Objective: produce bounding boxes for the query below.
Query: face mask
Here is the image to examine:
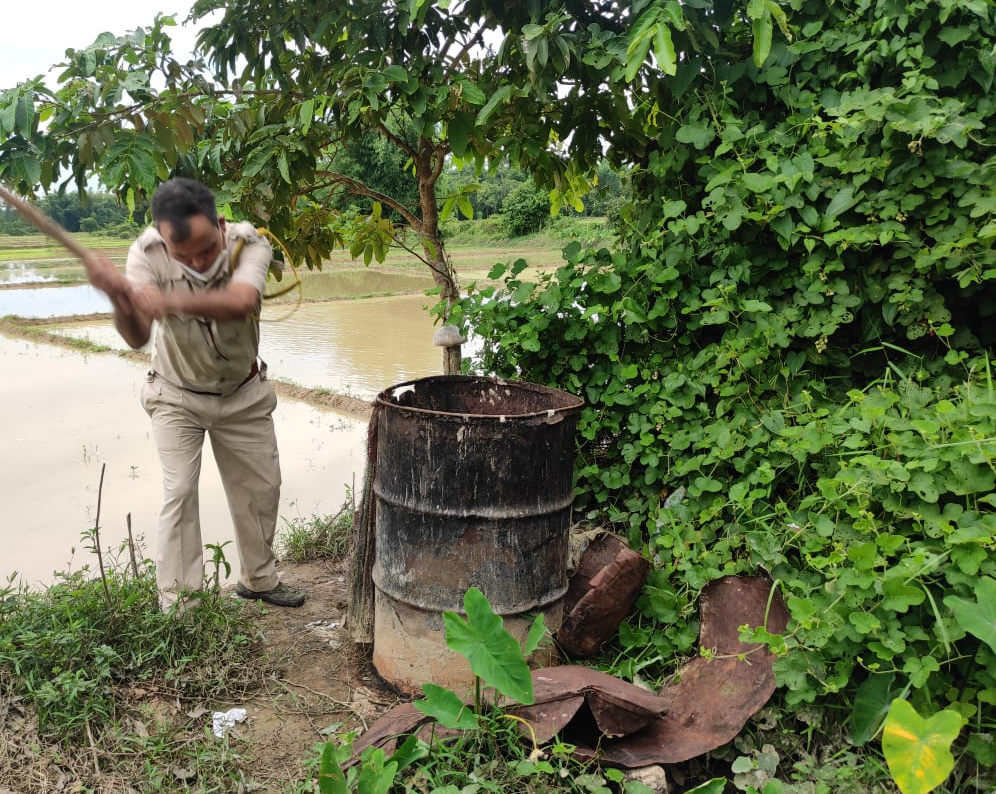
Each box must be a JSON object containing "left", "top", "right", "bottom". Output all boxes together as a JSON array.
[{"left": 178, "top": 247, "right": 228, "bottom": 283}]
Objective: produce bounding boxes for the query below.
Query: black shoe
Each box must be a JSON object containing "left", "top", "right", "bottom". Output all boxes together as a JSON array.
[{"left": 235, "top": 581, "right": 305, "bottom": 607}]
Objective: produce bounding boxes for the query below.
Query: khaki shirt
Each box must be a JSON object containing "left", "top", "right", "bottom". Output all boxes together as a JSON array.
[{"left": 126, "top": 221, "right": 271, "bottom": 395}]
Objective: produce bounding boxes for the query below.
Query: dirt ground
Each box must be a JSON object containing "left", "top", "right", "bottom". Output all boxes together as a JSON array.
[{"left": 219, "top": 557, "right": 401, "bottom": 791}]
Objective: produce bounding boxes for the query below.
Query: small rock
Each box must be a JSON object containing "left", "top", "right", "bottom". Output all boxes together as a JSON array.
[{"left": 625, "top": 765, "right": 670, "bottom": 793}]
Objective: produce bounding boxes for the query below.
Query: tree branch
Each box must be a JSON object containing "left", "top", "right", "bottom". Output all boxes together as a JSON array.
[
  {"left": 378, "top": 123, "right": 418, "bottom": 163},
  {"left": 443, "top": 27, "right": 486, "bottom": 82},
  {"left": 315, "top": 171, "right": 421, "bottom": 229}
]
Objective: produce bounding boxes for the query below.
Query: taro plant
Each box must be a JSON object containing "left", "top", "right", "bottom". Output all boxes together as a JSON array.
[
  {"left": 882, "top": 698, "right": 967, "bottom": 794},
  {"left": 318, "top": 587, "right": 655, "bottom": 794}
]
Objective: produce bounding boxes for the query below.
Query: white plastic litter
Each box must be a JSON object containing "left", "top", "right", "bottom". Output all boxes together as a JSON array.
[{"left": 212, "top": 707, "right": 248, "bottom": 738}]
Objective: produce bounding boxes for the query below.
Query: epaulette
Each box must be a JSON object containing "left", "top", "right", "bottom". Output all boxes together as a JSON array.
[{"left": 136, "top": 226, "right": 165, "bottom": 252}]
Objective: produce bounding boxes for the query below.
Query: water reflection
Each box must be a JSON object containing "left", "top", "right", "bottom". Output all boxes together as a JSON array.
[
  {"left": 1, "top": 261, "right": 60, "bottom": 285},
  {"left": 1, "top": 333, "right": 370, "bottom": 589},
  {"left": 0, "top": 283, "right": 111, "bottom": 316},
  {"left": 50, "top": 294, "right": 445, "bottom": 400},
  {"left": 0, "top": 265, "right": 435, "bottom": 318},
  {"left": 0, "top": 267, "right": 457, "bottom": 589}
]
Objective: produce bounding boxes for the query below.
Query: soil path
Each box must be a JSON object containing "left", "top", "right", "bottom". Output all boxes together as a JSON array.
[{"left": 220, "top": 558, "right": 400, "bottom": 790}]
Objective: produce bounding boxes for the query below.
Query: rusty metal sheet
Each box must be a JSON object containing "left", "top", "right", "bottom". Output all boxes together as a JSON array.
[
  {"left": 352, "top": 575, "right": 788, "bottom": 770},
  {"left": 510, "top": 666, "right": 668, "bottom": 743},
  {"left": 349, "top": 703, "right": 431, "bottom": 761},
  {"left": 589, "top": 575, "right": 791, "bottom": 767},
  {"left": 556, "top": 533, "right": 650, "bottom": 657}
]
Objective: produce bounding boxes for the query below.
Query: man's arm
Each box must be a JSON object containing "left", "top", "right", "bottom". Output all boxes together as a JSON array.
[
  {"left": 83, "top": 253, "right": 154, "bottom": 349},
  {"left": 149, "top": 281, "right": 261, "bottom": 322}
]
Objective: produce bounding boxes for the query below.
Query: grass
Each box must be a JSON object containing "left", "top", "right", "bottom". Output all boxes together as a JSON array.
[
  {"left": 0, "top": 500, "right": 363, "bottom": 793},
  {"left": 277, "top": 502, "right": 354, "bottom": 563},
  {"left": 0, "top": 529, "right": 274, "bottom": 792},
  {"left": 0, "top": 218, "right": 605, "bottom": 285},
  {"left": 0, "top": 233, "right": 129, "bottom": 263},
  {"left": 0, "top": 232, "right": 549, "bottom": 295}
]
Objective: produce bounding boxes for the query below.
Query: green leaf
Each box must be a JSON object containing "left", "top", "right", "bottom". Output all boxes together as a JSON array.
[
  {"left": 522, "top": 613, "right": 547, "bottom": 656},
  {"left": 298, "top": 98, "right": 315, "bottom": 134},
  {"left": 652, "top": 24, "right": 677, "bottom": 75},
  {"left": 7, "top": 150, "right": 42, "bottom": 186},
  {"left": 881, "top": 579, "right": 925, "bottom": 612},
  {"left": 476, "top": 85, "right": 511, "bottom": 125},
  {"left": 458, "top": 80, "right": 487, "bottom": 106},
  {"left": 944, "top": 576, "right": 996, "bottom": 655},
  {"left": 882, "top": 699, "right": 965, "bottom": 794},
  {"left": 752, "top": 9, "right": 773, "bottom": 67},
  {"left": 625, "top": 7, "right": 660, "bottom": 82},
  {"left": 743, "top": 172, "right": 775, "bottom": 192},
  {"left": 522, "top": 23, "right": 545, "bottom": 41},
  {"left": 318, "top": 741, "right": 347, "bottom": 794},
  {"left": 439, "top": 195, "right": 457, "bottom": 222},
  {"left": 382, "top": 65, "right": 408, "bottom": 82},
  {"left": 448, "top": 112, "right": 473, "bottom": 158},
  {"left": 850, "top": 673, "right": 906, "bottom": 745},
  {"left": 683, "top": 780, "right": 728, "bottom": 794},
  {"left": 675, "top": 122, "right": 715, "bottom": 149},
  {"left": 277, "top": 150, "right": 291, "bottom": 184},
  {"left": 443, "top": 587, "right": 534, "bottom": 705},
  {"left": 826, "top": 187, "right": 857, "bottom": 219},
  {"left": 387, "top": 735, "right": 429, "bottom": 775},
  {"left": 414, "top": 683, "right": 479, "bottom": 730},
  {"left": 14, "top": 93, "right": 34, "bottom": 138},
  {"left": 356, "top": 749, "right": 397, "bottom": 794}
]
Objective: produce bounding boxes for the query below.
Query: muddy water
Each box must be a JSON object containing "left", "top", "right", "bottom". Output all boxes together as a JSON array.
[
  {"left": 51, "top": 293, "right": 446, "bottom": 398},
  {"left": 0, "top": 271, "right": 452, "bottom": 590}
]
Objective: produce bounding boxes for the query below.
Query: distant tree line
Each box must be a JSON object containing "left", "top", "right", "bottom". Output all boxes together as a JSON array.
[
  {"left": 438, "top": 161, "right": 628, "bottom": 236},
  {"left": 1, "top": 159, "right": 626, "bottom": 241},
  {"left": 0, "top": 191, "right": 144, "bottom": 237}
]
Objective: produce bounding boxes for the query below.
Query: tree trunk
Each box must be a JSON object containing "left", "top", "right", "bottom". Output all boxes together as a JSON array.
[{"left": 416, "top": 140, "right": 462, "bottom": 375}]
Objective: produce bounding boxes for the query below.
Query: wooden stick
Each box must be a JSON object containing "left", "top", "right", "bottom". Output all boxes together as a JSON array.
[{"left": 0, "top": 181, "right": 92, "bottom": 261}]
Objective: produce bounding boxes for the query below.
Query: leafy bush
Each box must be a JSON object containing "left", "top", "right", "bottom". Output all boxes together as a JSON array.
[
  {"left": 500, "top": 181, "right": 550, "bottom": 237},
  {"left": 456, "top": 0, "right": 995, "bottom": 781}
]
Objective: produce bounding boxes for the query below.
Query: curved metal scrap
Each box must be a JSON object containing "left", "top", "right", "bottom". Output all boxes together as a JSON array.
[
  {"left": 585, "top": 575, "right": 791, "bottom": 766},
  {"left": 352, "top": 575, "right": 789, "bottom": 769}
]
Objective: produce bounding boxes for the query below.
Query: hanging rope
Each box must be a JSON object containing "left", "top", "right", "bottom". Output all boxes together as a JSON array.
[{"left": 230, "top": 227, "right": 304, "bottom": 322}]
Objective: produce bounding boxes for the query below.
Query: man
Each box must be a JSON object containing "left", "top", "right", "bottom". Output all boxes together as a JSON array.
[{"left": 84, "top": 177, "right": 304, "bottom": 610}]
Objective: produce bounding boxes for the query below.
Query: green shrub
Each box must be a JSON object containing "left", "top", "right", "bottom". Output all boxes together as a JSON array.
[
  {"left": 456, "top": 0, "right": 995, "bottom": 780},
  {"left": 500, "top": 181, "right": 550, "bottom": 237}
]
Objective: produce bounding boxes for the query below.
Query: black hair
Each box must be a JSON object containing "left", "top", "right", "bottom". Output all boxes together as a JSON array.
[{"left": 150, "top": 178, "right": 219, "bottom": 242}]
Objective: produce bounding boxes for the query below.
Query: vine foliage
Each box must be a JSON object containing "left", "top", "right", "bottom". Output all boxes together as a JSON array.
[{"left": 457, "top": 0, "right": 995, "bottom": 776}]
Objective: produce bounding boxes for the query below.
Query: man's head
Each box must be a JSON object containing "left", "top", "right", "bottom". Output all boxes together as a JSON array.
[{"left": 151, "top": 178, "right": 227, "bottom": 273}]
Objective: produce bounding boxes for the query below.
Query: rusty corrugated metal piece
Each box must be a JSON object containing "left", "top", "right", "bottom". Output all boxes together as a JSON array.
[
  {"left": 556, "top": 533, "right": 650, "bottom": 657},
  {"left": 510, "top": 666, "right": 668, "bottom": 742},
  {"left": 585, "top": 575, "right": 791, "bottom": 766},
  {"left": 352, "top": 575, "right": 788, "bottom": 769}
]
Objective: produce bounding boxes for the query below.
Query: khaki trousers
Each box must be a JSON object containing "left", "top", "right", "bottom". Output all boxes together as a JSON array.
[{"left": 141, "top": 371, "right": 282, "bottom": 609}]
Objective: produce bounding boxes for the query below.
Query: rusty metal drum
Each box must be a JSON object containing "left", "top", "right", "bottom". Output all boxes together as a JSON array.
[{"left": 371, "top": 375, "right": 583, "bottom": 695}]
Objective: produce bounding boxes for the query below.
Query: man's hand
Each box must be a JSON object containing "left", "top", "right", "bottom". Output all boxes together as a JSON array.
[
  {"left": 82, "top": 253, "right": 131, "bottom": 303},
  {"left": 136, "top": 286, "right": 168, "bottom": 320},
  {"left": 82, "top": 252, "right": 155, "bottom": 349}
]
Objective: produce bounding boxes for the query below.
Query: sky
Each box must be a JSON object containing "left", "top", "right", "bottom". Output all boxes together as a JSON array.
[{"left": 1, "top": 0, "right": 205, "bottom": 91}]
